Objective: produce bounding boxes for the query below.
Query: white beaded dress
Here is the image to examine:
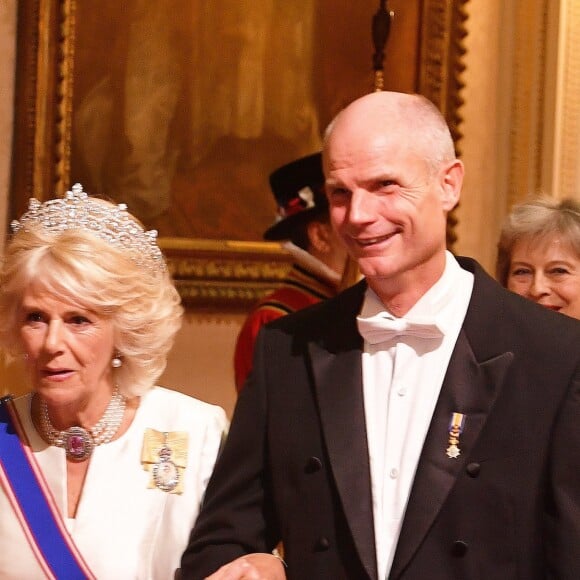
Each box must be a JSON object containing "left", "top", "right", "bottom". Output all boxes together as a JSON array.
[{"left": 0, "top": 386, "right": 228, "bottom": 579}]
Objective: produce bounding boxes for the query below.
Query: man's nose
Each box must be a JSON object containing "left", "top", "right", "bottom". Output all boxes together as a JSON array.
[{"left": 348, "top": 190, "right": 375, "bottom": 224}]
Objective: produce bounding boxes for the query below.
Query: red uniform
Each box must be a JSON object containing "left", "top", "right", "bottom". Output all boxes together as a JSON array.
[
  {"left": 234, "top": 263, "right": 338, "bottom": 392},
  {"left": 235, "top": 151, "right": 339, "bottom": 392}
]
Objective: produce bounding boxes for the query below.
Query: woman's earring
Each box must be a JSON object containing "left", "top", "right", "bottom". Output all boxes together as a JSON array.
[{"left": 111, "top": 353, "right": 122, "bottom": 368}]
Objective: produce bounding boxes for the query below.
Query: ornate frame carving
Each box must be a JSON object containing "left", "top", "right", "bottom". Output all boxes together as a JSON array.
[{"left": 10, "top": 0, "right": 468, "bottom": 311}]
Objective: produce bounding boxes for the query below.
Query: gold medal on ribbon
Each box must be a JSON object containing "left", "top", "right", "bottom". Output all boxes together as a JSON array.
[
  {"left": 446, "top": 412, "right": 466, "bottom": 459},
  {"left": 141, "top": 428, "right": 188, "bottom": 493}
]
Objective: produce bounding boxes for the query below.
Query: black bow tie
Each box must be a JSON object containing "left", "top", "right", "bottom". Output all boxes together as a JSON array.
[{"left": 357, "top": 314, "right": 443, "bottom": 345}]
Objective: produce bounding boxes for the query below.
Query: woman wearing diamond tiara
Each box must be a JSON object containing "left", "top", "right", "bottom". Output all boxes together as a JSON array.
[{"left": 0, "top": 184, "right": 228, "bottom": 579}]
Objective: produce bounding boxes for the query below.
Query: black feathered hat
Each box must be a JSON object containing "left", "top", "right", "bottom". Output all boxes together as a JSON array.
[{"left": 263, "top": 152, "right": 328, "bottom": 241}]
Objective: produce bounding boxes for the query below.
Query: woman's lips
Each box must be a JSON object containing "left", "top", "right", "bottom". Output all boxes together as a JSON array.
[{"left": 41, "top": 369, "right": 74, "bottom": 380}]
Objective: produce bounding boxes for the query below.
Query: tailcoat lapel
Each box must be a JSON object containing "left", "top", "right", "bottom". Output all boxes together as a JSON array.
[
  {"left": 304, "top": 261, "right": 515, "bottom": 580},
  {"left": 389, "top": 331, "right": 514, "bottom": 578},
  {"left": 390, "top": 258, "right": 515, "bottom": 579},
  {"left": 309, "top": 281, "right": 378, "bottom": 580}
]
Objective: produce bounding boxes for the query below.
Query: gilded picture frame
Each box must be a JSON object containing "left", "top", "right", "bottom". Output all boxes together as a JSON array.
[{"left": 10, "top": 0, "right": 468, "bottom": 311}]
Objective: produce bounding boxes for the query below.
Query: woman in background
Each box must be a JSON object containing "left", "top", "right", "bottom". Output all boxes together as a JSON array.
[
  {"left": 0, "top": 184, "right": 227, "bottom": 579},
  {"left": 496, "top": 196, "right": 580, "bottom": 319}
]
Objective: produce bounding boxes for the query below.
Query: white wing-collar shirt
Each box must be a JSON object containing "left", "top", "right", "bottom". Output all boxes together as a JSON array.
[{"left": 357, "top": 251, "right": 474, "bottom": 579}]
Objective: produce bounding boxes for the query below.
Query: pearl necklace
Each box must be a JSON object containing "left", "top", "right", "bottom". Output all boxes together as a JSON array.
[{"left": 39, "top": 387, "right": 126, "bottom": 461}]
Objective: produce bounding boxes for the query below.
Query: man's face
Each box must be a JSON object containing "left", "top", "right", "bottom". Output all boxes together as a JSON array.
[{"left": 325, "top": 126, "right": 455, "bottom": 293}]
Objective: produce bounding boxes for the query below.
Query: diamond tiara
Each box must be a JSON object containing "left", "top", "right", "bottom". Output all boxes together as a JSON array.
[{"left": 11, "top": 183, "right": 167, "bottom": 273}]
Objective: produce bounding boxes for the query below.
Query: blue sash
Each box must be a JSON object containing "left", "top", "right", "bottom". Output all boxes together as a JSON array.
[{"left": 0, "top": 395, "right": 95, "bottom": 579}]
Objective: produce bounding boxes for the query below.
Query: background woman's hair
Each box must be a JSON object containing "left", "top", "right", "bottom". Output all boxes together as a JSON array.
[{"left": 496, "top": 196, "right": 580, "bottom": 286}]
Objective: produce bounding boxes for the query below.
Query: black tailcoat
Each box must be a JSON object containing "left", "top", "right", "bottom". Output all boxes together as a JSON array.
[{"left": 181, "top": 257, "right": 580, "bottom": 579}]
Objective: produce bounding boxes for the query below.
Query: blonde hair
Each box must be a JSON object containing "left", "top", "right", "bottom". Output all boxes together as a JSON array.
[
  {"left": 496, "top": 197, "right": 580, "bottom": 286},
  {"left": 0, "top": 216, "right": 183, "bottom": 397}
]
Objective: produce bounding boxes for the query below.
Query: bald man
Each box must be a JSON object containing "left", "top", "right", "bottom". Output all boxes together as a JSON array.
[{"left": 181, "top": 92, "right": 580, "bottom": 580}]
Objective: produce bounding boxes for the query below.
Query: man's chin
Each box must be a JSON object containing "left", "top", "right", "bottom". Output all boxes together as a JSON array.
[{"left": 355, "top": 255, "right": 397, "bottom": 277}]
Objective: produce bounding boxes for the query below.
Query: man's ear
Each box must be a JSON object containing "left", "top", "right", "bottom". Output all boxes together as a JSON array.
[
  {"left": 440, "top": 159, "right": 464, "bottom": 211},
  {"left": 306, "top": 220, "right": 333, "bottom": 254}
]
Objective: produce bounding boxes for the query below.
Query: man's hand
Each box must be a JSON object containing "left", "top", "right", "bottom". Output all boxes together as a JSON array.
[{"left": 205, "top": 553, "right": 286, "bottom": 580}]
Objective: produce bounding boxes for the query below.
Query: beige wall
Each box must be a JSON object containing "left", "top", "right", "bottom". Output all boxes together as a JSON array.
[
  {"left": 458, "top": 0, "right": 580, "bottom": 274},
  {"left": 455, "top": 0, "right": 572, "bottom": 273},
  {"left": 159, "top": 314, "right": 245, "bottom": 418},
  {"left": 455, "top": 0, "right": 509, "bottom": 272}
]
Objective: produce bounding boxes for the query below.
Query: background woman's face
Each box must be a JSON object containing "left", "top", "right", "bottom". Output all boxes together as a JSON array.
[{"left": 507, "top": 235, "right": 580, "bottom": 320}]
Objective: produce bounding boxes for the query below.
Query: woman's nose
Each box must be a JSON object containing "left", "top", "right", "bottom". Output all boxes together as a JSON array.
[
  {"left": 529, "top": 273, "right": 550, "bottom": 298},
  {"left": 43, "top": 320, "right": 65, "bottom": 353}
]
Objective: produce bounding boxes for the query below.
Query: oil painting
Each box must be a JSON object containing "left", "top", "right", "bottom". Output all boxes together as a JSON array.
[{"left": 10, "top": 0, "right": 467, "bottom": 309}]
